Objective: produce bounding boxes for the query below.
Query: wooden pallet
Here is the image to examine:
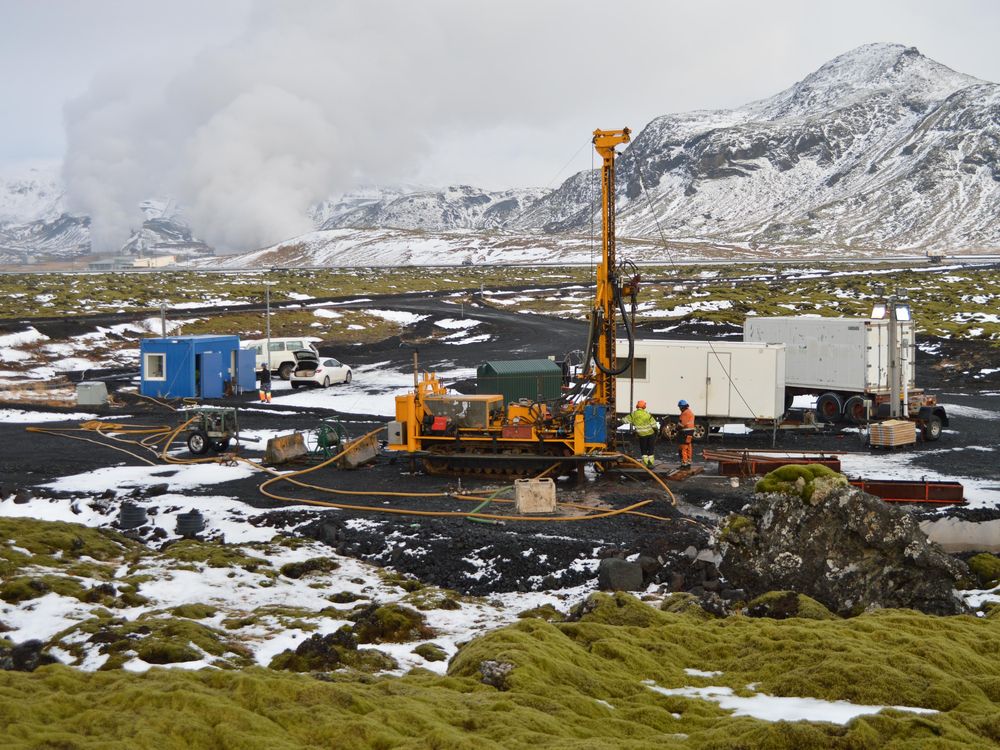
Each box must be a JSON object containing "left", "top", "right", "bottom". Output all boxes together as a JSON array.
[{"left": 869, "top": 419, "right": 917, "bottom": 448}]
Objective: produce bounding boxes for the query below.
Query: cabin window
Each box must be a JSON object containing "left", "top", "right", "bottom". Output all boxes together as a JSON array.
[
  {"left": 144, "top": 353, "right": 166, "bottom": 381},
  {"left": 620, "top": 357, "right": 647, "bottom": 380}
]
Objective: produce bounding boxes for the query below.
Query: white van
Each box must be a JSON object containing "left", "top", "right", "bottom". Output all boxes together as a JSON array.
[{"left": 243, "top": 338, "right": 320, "bottom": 379}]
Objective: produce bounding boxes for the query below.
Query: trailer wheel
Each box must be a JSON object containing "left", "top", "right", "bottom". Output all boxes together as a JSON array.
[
  {"left": 843, "top": 396, "right": 867, "bottom": 425},
  {"left": 816, "top": 392, "right": 843, "bottom": 423},
  {"left": 922, "top": 415, "right": 942, "bottom": 441},
  {"left": 187, "top": 430, "right": 210, "bottom": 455},
  {"left": 660, "top": 421, "right": 677, "bottom": 440},
  {"left": 693, "top": 420, "right": 708, "bottom": 441}
]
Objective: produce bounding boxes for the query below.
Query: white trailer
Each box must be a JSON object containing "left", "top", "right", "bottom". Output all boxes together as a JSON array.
[
  {"left": 615, "top": 339, "right": 786, "bottom": 438},
  {"left": 742, "top": 316, "right": 947, "bottom": 439}
]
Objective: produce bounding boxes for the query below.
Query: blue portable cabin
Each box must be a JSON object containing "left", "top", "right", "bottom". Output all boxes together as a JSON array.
[{"left": 139, "top": 335, "right": 257, "bottom": 399}]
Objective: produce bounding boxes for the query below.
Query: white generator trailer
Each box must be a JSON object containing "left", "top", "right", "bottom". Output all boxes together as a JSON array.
[
  {"left": 615, "top": 339, "right": 786, "bottom": 439},
  {"left": 743, "top": 316, "right": 947, "bottom": 440}
]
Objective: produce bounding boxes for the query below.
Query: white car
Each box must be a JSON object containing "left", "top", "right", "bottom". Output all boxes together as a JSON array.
[{"left": 290, "top": 352, "right": 353, "bottom": 388}]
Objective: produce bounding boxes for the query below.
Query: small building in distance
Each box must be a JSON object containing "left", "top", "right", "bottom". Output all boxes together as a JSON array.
[{"left": 139, "top": 335, "right": 256, "bottom": 399}]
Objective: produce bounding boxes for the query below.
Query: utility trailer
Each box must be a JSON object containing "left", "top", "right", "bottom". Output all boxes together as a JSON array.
[
  {"left": 614, "top": 339, "right": 786, "bottom": 439},
  {"left": 743, "top": 316, "right": 947, "bottom": 440}
]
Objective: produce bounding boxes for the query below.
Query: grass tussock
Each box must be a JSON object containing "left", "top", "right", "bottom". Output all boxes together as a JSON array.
[{"left": 2, "top": 591, "right": 999, "bottom": 748}]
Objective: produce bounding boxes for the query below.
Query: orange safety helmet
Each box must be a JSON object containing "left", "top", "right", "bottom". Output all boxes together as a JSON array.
[{"left": 636, "top": 400, "right": 647, "bottom": 409}]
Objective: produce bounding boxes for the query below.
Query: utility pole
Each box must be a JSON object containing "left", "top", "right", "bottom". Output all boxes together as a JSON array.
[
  {"left": 264, "top": 282, "right": 275, "bottom": 366},
  {"left": 887, "top": 294, "right": 900, "bottom": 418},
  {"left": 160, "top": 303, "right": 167, "bottom": 338}
]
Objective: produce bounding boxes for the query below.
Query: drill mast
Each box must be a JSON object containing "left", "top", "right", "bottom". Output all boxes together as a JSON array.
[{"left": 591, "top": 127, "right": 631, "bottom": 416}]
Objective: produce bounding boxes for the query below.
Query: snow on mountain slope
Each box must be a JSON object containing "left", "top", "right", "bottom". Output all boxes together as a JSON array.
[
  {"left": 0, "top": 161, "right": 64, "bottom": 223},
  {"left": 321, "top": 185, "right": 550, "bottom": 231},
  {"left": 515, "top": 44, "right": 1000, "bottom": 251}
]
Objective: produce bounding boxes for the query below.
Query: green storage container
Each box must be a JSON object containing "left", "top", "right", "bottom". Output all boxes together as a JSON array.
[{"left": 477, "top": 359, "right": 564, "bottom": 405}]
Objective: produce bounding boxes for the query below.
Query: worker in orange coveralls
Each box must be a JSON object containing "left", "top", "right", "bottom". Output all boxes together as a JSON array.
[{"left": 677, "top": 399, "right": 695, "bottom": 469}]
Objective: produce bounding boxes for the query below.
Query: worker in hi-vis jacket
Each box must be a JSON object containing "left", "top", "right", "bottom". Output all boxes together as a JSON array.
[
  {"left": 677, "top": 399, "right": 695, "bottom": 469},
  {"left": 624, "top": 400, "right": 658, "bottom": 468}
]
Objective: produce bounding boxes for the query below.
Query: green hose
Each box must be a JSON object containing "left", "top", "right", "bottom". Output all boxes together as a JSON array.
[{"left": 466, "top": 485, "right": 514, "bottom": 524}]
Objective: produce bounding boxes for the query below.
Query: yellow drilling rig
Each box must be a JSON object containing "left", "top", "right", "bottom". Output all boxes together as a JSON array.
[{"left": 386, "top": 128, "right": 640, "bottom": 476}]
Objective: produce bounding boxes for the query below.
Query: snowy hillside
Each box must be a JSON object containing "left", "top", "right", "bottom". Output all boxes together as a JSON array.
[
  {"left": 327, "top": 44, "right": 999, "bottom": 254},
  {"left": 514, "top": 44, "right": 1000, "bottom": 251},
  {"left": 0, "top": 161, "right": 64, "bottom": 222},
  {"left": 321, "top": 185, "right": 550, "bottom": 231}
]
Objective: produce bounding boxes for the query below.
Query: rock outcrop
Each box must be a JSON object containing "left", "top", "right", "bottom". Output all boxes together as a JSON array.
[{"left": 719, "top": 466, "right": 968, "bottom": 616}]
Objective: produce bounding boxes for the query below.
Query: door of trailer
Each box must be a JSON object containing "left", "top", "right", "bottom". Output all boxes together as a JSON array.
[
  {"left": 706, "top": 352, "right": 731, "bottom": 416},
  {"left": 198, "top": 351, "right": 224, "bottom": 399},
  {"left": 236, "top": 348, "right": 257, "bottom": 393}
]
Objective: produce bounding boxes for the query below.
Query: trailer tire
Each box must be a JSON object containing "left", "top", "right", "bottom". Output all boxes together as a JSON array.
[
  {"left": 660, "top": 421, "right": 677, "bottom": 440},
  {"left": 187, "top": 430, "right": 210, "bottom": 456},
  {"left": 843, "top": 395, "right": 867, "bottom": 425},
  {"left": 693, "top": 420, "right": 708, "bottom": 441},
  {"left": 816, "top": 392, "right": 844, "bottom": 423},
  {"left": 922, "top": 415, "right": 943, "bottom": 442}
]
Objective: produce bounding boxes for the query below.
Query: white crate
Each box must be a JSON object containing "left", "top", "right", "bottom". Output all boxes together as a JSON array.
[{"left": 514, "top": 478, "right": 556, "bottom": 514}]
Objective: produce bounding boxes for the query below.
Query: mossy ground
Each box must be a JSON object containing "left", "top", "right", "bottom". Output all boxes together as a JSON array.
[
  {"left": 2, "top": 592, "right": 998, "bottom": 748},
  {"left": 3, "top": 263, "right": 996, "bottom": 345}
]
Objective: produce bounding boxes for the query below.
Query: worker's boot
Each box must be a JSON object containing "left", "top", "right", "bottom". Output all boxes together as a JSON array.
[{"left": 644, "top": 455, "right": 654, "bottom": 468}]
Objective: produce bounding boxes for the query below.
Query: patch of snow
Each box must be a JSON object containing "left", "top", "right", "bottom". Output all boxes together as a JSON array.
[
  {"left": 0, "top": 409, "right": 98, "bottom": 423},
  {"left": 644, "top": 681, "right": 937, "bottom": 724}
]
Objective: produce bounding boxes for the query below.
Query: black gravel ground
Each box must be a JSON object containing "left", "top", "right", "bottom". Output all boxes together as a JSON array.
[{"left": 3, "top": 296, "right": 998, "bottom": 594}]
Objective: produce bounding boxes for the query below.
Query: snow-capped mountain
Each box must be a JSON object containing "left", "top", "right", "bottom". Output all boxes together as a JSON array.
[
  {"left": 0, "top": 161, "right": 91, "bottom": 263},
  {"left": 118, "top": 200, "right": 212, "bottom": 258},
  {"left": 0, "top": 161, "right": 64, "bottom": 223},
  {"left": 320, "top": 185, "right": 550, "bottom": 232},
  {"left": 4, "top": 43, "right": 999, "bottom": 267},
  {"left": 319, "top": 44, "right": 998, "bottom": 253},
  {"left": 513, "top": 44, "right": 1000, "bottom": 251}
]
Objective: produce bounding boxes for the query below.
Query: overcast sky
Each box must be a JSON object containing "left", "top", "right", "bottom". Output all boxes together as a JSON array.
[{"left": 1, "top": 0, "right": 997, "bottom": 249}]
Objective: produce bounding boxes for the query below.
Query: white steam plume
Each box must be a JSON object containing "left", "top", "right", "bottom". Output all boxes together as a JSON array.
[{"left": 61, "top": 1, "right": 750, "bottom": 253}]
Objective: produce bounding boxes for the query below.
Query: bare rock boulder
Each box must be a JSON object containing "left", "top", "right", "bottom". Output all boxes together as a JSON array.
[{"left": 718, "top": 466, "right": 968, "bottom": 616}]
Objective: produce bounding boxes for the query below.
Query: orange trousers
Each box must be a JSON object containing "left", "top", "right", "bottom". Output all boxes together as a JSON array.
[{"left": 680, "top": 436, "right": 693, "bottom": 464}]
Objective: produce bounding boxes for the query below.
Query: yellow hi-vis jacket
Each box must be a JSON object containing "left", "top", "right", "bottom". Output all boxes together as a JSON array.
[{"left": 624, "top": 407, "right": 658, "bottom": 437}]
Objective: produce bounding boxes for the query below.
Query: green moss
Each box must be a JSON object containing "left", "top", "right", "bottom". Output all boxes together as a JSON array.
[
  {"left": 401, "top": 588, "right": 462, "bottom": 612},
  {"left": 161, "top": 539, "right": 271, "bottom": 573},
  {"left": 660, "top": 592, "right": 715, "bottom": 620},
  {"left": 136, "top": 641, "right": 201, "bottom": 665},
  {"left": 517, "top": 603, "right": 565, "bottom": 622},
  {"left": 279, "top": 557, "right": 339, "bottom": 579},
  {"left": 413, "top": 643, "right": 448, "bottom": 662},
  {"left": 0, "top": 575, "right": 87, "bottom": 604},
  {"left": 327, "top": 591, "right": 365, "bottom": 604},
  {"left": 268, "top": 626, "right": 398, "bottom": 674},
  {"left": 170, "top": 603, "right": 218, "bottom": 620},
  {"left": 746, "top": 591, "right": 838, "bottom": 620},
  {"left": 379, "top": 569, "right": 424, "bottom": 592},
  {"left": 351, "top": 604, "right": 434, "bottom": 644},
  {"left": 968, "top": 554, "right": 1000, "bottom": 589},
  {"left": 755, "top": 464, "right": 848, "bottom": 502},
  {"left": 2, "top": 594, "right": 1000, "bottom": 747},
  {"left": 0, "top": 518, "right": 134, "bottom": 562}
]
